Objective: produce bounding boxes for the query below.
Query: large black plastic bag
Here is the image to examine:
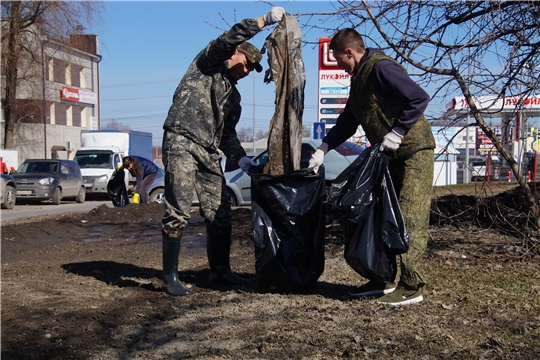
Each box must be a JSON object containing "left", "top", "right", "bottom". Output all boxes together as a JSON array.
[
  {"left": 250, "top": 167, "right": 326, "bottom": 292},
  {"left": 107, "top": 169, "right": 129, "bottom": 207},
  {"left": 327, "top": 146, "right": 408, "bottom": 284}
]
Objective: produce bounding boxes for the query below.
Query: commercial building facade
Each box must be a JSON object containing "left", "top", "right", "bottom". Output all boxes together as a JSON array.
[{"left": 1, "top": 31, "right": 101, "bottom": 164}]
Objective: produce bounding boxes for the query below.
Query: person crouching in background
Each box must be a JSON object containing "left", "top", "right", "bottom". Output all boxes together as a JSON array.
[{"left": 122, "top": 156, "right": 159, "bottom": 204}]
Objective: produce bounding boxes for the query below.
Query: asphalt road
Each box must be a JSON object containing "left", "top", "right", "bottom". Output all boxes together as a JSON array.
[{"left": 0, "top": 198, "right": 113, "bottom": 223}]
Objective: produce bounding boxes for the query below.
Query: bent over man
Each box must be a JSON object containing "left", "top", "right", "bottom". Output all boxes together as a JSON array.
[
  {"left": 309, "top": 28, "right": 435, "bottom": 306},
  {"left": 161, "top": 7, "right": 286, "bottom": 296}
]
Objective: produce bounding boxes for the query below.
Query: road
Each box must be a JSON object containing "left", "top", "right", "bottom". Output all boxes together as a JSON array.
[{"left": 0, "top": 199, "right": 113, "bottom": 224}]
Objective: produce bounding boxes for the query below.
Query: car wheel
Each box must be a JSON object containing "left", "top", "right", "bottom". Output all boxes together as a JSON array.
[
  {"left": 75, "top": 186, "right": 86, "bottom": 203},
  {"left": 149, "top": 188, "right": 165, "bottom": 204},
  {"left": 52, "top": 187, "right": 62, "bottom": 205},
  {"left": 1, "top": 184, "right": 16, "bottom": 209},
  {"left": 226, "top": 188, "right": 237, "bottom": 207}
]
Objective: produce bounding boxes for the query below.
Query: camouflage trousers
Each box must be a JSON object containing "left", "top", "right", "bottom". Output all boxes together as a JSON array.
[
  {"left": 161, "top": 131, "right": 232, "bottom": 237},
  {"left": 390, "top": 149, "right": 434, "bottom": 289}
]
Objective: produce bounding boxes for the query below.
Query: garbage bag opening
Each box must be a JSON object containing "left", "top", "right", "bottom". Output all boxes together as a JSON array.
[{"left": 327, "top": 146, "right": 409, "bottom": 284}]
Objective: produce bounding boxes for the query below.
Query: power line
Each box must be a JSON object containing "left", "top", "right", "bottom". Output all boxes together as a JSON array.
[
  {"left": 101, "top": 78, "right": 180, "bottom": 89},
  {"left": 101, "top": 94, "right": 172, "bottom": 102}
]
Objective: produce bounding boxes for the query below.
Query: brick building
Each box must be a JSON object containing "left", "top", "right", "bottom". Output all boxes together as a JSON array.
[{"left": 1, "top": 31, "right": 101, "bottom": 163}]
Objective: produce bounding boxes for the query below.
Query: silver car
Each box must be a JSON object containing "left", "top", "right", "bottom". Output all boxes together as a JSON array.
[
  {"left": 224, "top": 139, "right": 366, "bottom": 206},
  {"left": 148, "top": 158, "right": 227, "bottom": 205},
  {"left": 11, "top": 159, "right": 86, "bottom": 205},
  {"left": 1, "top": 174, "right": 16, "bottom": 209},
  {"left": 468, "top": 156, "right": 501, "bottom": 181},
  {"left": 148, "top": 167, "right": 166, "bottom": 204},
  {"left": 148, "top": 140, "right": 365, "bottom": 206}
]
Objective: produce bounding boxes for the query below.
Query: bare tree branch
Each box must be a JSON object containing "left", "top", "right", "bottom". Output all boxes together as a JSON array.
[{"left": 298, "top": 0, "right": 540, "bottom": 227}]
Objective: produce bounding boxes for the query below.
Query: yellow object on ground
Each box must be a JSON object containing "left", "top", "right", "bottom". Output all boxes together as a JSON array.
[{"left": 132, "top": 193, "right": 140, "bottom": 204}]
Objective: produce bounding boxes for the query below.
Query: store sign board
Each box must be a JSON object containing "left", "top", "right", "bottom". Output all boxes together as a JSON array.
[
  {"left": 317, "top": 38, "right": 350, "bottom": 137},
  {"left": 61, "top": 86, "right": 97, "bottom": 105},
  {"left": 446, "top": 95, "right": 540, "bottom": 115}
]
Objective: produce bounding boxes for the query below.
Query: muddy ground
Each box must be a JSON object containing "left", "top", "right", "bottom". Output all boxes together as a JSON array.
[{"left": 1, "top": 185, "right": 539, "bottom": 359}]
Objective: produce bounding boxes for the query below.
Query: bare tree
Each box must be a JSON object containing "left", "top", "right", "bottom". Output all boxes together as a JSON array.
[
  {"left": 236, "top": 127, "right": 253, "bottom": 142},
  {"left": 1, "top": 0, "right": 103, "bottom": 149},
  {"left": 102, "top": 119, "right": 131, "bottom": 132},
  {"left": 256, "top": 129, "right": 268, "bottom": 140},
  {"left": 302, "top": 125, "right": 311, "bottom": 138},
  {"left": 300, "top": 1, "right": 540, "bottom": 227}
]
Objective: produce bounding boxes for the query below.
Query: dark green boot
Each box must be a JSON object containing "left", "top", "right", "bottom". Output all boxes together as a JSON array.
[
  {"left": 162, "top": 230, "right": 190, "bottom": 296},
  {"left": 206, "top": 226, "right": 250, "bottom": 285}
]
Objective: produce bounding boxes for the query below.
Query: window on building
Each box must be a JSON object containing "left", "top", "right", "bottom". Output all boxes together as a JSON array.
[
  {"left": 53, "top": 59, "right": 65, "bottom": 83},
  {"left": 72, "top": 105, "right": 81, "bottom": 127},
  {"left": 71, "top": 64, "right": 81, "bottom": 87},
  {"left": 55, "top": 103, "right": 67, "bottom": 125}
]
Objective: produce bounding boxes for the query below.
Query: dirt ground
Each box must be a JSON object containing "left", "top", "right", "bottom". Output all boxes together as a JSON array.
[{"left": 1, "top": 185, "right": 539, "bottom": 359}]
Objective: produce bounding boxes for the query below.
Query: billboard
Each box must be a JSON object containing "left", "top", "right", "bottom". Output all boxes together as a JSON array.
[
  {"left": 446, "top": 95, "right": 540, "bottom": 116},
  {"left": 317, "top": 38, "right": 351, "bottom": 136},
  {"left": 61, "top": 86, "right": 97, "bottom": 105},
  {"left": 476, "top": 127, "right": 502, "bottom": 156}
]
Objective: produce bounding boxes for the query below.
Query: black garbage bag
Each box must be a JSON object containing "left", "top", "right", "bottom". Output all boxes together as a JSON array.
[
  {"left": 107, "top": 169, "right": 129, "bottom": 208},
  {"left": 250, "top": 166, "right": 326, "bottom": 293},
  {"left": 327, "top": 146, "right": 409, "bottom": 284}
]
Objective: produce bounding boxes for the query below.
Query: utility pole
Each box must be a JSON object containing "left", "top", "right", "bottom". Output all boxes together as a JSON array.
[
  {"left": 464, "top": 20, "right": 472, "bottom": 184},
  {"left": 41, "top": 42, "right": 48, "bottom": 159},
  {"left": 252, "top": 73, "right": 256, "bottom": 152}
]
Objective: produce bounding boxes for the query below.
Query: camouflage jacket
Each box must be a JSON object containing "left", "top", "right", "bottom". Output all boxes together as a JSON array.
[
  {"left": 163, "top": 18, "right": 261, "bottom": 165},
  {"left": 323, "top": 51, "right": 435, "bottom": 161}
]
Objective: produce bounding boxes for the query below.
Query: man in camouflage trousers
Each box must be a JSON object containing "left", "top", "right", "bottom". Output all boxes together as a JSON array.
[
  {"left": 309, "top": 28, "right": 435, "bottom": 306},
  {"left": 160, "top": 7, "right": 286, "bottom": 296}
]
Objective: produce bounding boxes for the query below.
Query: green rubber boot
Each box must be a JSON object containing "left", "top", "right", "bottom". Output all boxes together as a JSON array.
[
  {"left": 162, "top": 230, "right": 190, "bottom": 296},
  {"left": 206, "top": 226, "right": 250, "bottom": 285}
]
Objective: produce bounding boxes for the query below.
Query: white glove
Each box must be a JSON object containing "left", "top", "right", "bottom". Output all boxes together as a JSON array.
[
  {"left": 264, "top": 7, "right": 285, "bottom": 25},
  {"left": 308, "top": 143, "right": 328, "bottom": 174},
  {"left": 379, "top": 130, "right": 403, "bottom": 152},
  {"left": 238, "top": 156, "right": 257, "bottom": 172}
]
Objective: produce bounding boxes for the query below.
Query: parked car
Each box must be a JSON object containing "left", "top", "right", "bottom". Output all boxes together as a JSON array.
[
  {"left": 224, "top": 139, "right": 366, "bottom": 206},
  {"left": 11, "top": 159, "right": 86, "bottom": 205},
  {"left": 1, "top": 174, "right": 16, "bottom": 209},
  {"left": 148, "top": 168, "right": 166, "bottom": 204},
  {"left": 147, "top": 140, "right": 366, "bottom": 206},
  {"left": 468, "top": 156, "right": 501, "bottom": 181},
  {"left": 148, "top": 158, "right": 227, "bottom": 205}
]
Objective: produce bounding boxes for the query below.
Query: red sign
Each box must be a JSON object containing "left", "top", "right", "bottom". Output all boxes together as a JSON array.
[
  {"left": 61, "top": 86, "right": 80, "bottom": 102},
  {"left": 319, "top": 37, "right": 340, "bottom": 70}
]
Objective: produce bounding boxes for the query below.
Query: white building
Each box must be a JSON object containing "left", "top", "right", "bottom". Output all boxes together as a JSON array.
[{"left": 1, "top": 31, "right": 101, "bottom": 164}]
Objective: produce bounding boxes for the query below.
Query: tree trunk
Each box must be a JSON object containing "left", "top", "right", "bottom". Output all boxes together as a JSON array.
[{"left": 2, "top": 1, "right": 22, "bottom": 150}]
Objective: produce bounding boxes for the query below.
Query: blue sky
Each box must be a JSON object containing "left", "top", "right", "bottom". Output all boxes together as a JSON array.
[{"left": 93, "top": 1, "right": 446, "bottom": 147}]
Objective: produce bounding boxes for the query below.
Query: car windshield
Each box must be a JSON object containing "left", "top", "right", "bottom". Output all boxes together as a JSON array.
[
  {"left": 334, "top": 141, "right": 366, "bottom": 156},
  {"left": 471, "top": 161, "right": 486, "bottom": 167},
  {"left": 74, "top": 154, "right": 111, "bottom": 168},
  {"left": 247, "top": 141, "right": 364, "bottom": 168},
  {"left": 253, "top": 152, "right": 269, "bottom": 167},
  {"left": 18, "top": 162, "right": 58, "bottom": 174}
]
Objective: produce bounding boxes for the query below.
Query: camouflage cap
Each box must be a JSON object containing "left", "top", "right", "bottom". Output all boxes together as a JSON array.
[{"left": 237, "top": 42, "right": 263, "bottom": 73}]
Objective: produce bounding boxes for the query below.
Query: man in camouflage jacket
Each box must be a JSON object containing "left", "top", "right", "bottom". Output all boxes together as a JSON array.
[
  {"left": 160, "top": 7, "right": 286, "bottom": 296},
  {"left": 309, "top": 28, "right": 435, "bottom": 306}
]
